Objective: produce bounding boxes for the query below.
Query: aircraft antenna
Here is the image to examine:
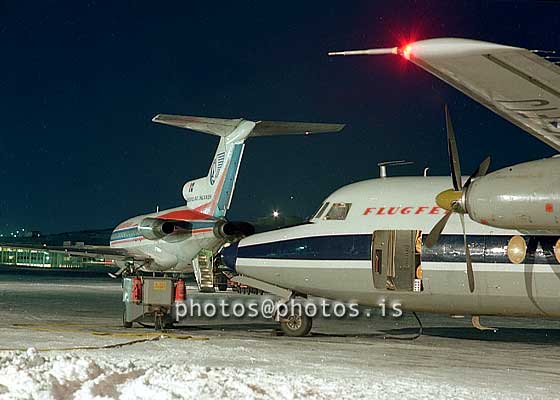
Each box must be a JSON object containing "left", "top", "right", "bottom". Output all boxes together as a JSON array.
[{"left": 377, "top": 160, "right": 414, "bottom": 178}]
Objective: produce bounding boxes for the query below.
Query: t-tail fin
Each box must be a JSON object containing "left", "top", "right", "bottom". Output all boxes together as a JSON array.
[{"left": 153, "top": 114, "right": 345, "bottom": 218}]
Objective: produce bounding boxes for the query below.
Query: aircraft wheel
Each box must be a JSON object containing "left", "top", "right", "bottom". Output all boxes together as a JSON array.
[
  {"left": 279, "top": 312, "right": 312, "bottom": 337},
  {"left": 218, "top": 283, "right": 227, "bottom": 291},
  {"left": 122, "top": 309, "right": 133, "bottom": 328}
]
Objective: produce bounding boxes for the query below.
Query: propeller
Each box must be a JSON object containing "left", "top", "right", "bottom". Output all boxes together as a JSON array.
[{"left": 425, "top": 106, "right": 491, "bottom": 293}]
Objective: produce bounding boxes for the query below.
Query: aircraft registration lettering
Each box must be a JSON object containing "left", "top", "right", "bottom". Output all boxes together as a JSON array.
[
  {"left": 185, "top": 194, "right": 212, "bottom": 202},
  {"left": 363, "top": 206, "right": 444, "bottom": 216},
  {"left": 498, "top": 99, "right": 560, "bottom": 135}
]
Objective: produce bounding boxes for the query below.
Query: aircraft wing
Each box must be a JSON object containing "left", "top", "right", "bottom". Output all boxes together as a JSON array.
[
  {"left": 330, "top": 38, "right": 560, "bottom": 151},
  {"left": 0, "top": 243, "right": 150, "bottom": 263}
]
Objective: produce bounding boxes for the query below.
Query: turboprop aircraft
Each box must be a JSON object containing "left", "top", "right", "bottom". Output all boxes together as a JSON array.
[{"left": 220, "top": 38, "right": 560, "bottom": 337}]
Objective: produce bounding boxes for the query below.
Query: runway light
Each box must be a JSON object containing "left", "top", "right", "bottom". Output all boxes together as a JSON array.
[{"left": 272, "top": 210, "right": 280, "bottom": 218}]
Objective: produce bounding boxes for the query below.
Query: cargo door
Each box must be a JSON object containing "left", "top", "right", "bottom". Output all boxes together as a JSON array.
[{"left": 372, "top": 230, "right": 419, "bottom": 291}]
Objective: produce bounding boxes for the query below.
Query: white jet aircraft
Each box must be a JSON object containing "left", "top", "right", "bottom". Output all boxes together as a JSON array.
[
  {"left": 221, "top": 38, "right": 560, "bottom": 337},
  {"left": 8, "top": 114, "right": 344, "bottom": 282}
]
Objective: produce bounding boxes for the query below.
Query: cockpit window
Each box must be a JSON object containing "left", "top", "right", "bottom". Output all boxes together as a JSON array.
[
  {"left": 325, "top": 203, "right": 352, "bottom": 220},
  {"left": 313, "top": 202, "right": 330, "bottom": 219}
]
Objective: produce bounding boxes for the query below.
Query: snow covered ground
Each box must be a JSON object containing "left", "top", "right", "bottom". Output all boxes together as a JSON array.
[
  {"left": 0, "top": 342, "right": 548, "bottom": 400},
  {"left": 1, "top": 270, "right": 560, "bottom": 399}
]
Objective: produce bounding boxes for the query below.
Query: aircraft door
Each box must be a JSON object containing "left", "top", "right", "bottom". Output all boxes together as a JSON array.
[
  {"left": 372, "top": 230, "right": 391, "bottom": 290},
  {"left": 372, "top": 230, "right": 419, "bottom": 291}
]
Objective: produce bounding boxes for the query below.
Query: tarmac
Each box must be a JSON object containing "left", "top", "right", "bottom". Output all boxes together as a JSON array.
[{"left": 1, "top": 267, "right": 560, "bottom": 399}]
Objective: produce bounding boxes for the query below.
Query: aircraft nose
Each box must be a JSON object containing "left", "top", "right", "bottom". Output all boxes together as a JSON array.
[{"left": 220, "top": 242, "right": 239, "bottom": 272}]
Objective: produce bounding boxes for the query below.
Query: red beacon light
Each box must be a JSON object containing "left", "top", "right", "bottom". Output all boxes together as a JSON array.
[{"left": 400, "top": 44, "right": 413, "bottom": 60}]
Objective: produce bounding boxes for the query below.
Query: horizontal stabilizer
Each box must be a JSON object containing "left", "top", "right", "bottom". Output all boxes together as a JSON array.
[
  {"left": 152, "top": 115, "right": 242, "bottom": 137},
  {"left": 251, "top": 120, "right": 344, "bottom": 136},
  {"left": 153, "top": 114, "right": 345, "bottom": 137}
]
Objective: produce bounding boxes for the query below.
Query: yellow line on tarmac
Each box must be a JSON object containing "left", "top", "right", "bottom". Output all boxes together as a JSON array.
[
  {"left": 0, "top": 323, "right": 209, "bottom": 351},
  {"left": 0, "top": 336, "right": 164, "bottom": 352},
  {"left": 91, "top": 331, "right": 208, "bottom": 340}
]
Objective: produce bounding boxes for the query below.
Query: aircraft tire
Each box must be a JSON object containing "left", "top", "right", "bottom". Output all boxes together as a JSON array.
[
  {"left": 279, "top": 313, "right": 312, "bottom": 337},
  {"left": 218, "top": 283, "right": 227, "bottom": 291}
]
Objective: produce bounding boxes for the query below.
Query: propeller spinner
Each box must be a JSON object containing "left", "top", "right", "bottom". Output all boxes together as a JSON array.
[{"left": 425, "top": 106, "right": 491, "bottom": 293}]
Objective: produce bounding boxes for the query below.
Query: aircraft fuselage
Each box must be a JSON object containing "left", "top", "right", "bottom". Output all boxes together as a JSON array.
[
  {"left": 223, "top": 175, "right": 560, "bottom": 318},
  {"left": 110, "top": 205, "right": 223, "bottom": 272}
]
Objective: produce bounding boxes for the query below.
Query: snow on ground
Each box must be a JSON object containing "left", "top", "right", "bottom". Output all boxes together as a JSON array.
[
  {"left": 0, "top": 345, "right": 542, "bottom": 400},
  {"left": 1, "top": 275, "right": 560, "bottom": 399}
]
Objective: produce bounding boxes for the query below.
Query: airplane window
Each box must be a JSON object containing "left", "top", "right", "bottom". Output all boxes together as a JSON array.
[
  {"left": 325, "top": 203, "right": 352, "bottom": 220},
  {"left": 313, "top": 202, "right": 330, "bottom": 219}
]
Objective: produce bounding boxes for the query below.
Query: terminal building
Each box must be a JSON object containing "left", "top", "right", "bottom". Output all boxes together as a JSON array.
[
  {"left": 0, "top": 247, "right": 101, "bottom": 268},
  {"left": 0, "top": 228, "right": 113, "bottom": 269}
]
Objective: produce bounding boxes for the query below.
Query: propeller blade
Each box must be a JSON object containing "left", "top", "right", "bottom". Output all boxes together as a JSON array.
[
  {"left": 445, "top": 105, "right": 463, "bottom": 191},
  {"left": 460, "top": 214, "right": 475, "bottom": 292},
  {"left": 425, "top": 211, "right": 452, "bottom": 248},
  {"left": 464, "top": 156, "right": 491, "bottom": 188}
]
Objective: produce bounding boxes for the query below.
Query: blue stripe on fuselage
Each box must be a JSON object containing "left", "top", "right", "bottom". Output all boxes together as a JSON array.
[
  {"left": 213, "top": 143, "right": 244, "bottom": 218},
  {"left": 235, "top": 234, "right": 560, "bottom": 265}
]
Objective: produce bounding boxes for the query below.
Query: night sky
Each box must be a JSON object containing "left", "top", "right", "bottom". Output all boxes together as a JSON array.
[{"left": 1, "top": 0, "right": 559, "bottom": 234}]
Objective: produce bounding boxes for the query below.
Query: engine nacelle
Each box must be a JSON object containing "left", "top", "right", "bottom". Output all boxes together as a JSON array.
[
  {"left": 465, "top": 157, "right": 560, "bottom": 230},
  {"left": 138, "top": 217, "right": 177, "bottom": 240},
  {"left": 214, "top": 220, "right": 255, "bottom": 240}
]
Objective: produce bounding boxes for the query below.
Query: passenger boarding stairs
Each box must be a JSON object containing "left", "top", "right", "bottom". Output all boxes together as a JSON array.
[{"left": 192, "top": 249, "right": 215, "bottom": 292}]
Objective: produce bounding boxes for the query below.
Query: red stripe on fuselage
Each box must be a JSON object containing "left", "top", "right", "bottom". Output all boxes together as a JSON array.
[
  {"left": 158, "top": 209, "right": 214, "bottom": 221},
  {"left": 114, "top": 208, "right": 215, "bottom": 231},
  {"left": 110, "top": 228, "right": 214, "bottom": 246}
]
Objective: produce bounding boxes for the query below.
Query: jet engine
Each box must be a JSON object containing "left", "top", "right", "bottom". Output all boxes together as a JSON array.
[
  {"left": 214, "top": 220, "right": 255, "bottom": 240},
  {"left": 138, "top": 217, "right": 180, "bottom": 240}
]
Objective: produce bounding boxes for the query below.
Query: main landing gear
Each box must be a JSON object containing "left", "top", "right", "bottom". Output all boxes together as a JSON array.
[
  {"left": 276, "top": 299, "right": 313, "bottom": 337},
  {"left": 279, "top": 312, "right": 313, "bottom": 337}
]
